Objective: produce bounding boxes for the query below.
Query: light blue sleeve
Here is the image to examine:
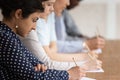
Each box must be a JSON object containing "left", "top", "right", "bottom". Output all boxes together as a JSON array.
[
  {"left": 50, "top": 22, "right": 57, "bottom": 42},
  {"left": 48, "top": 12, "right": 57, "bottom": 42},
  {"left": 57, "top": 40, "right": 84, "bottom": 53},
  {"left": 36, "top": 18, "right": 50, "bottom": 46},
  {"left": 55, "top": 15, "right": 67, "bottom": 41}
]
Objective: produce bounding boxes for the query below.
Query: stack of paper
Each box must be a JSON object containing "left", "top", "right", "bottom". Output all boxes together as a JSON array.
[
  {"left": 86, "top": 68, "right": 104, "bottom": 73},
  {"left": 81, "top": 77, "right": 96, "bottom": 80},
  {"left": 77, "top": 49, "right": 104, "bottom": 80},
  {"left": 83, "top": 48, "right": 102, "bottom": 53},
  {"left": 92, "top": 48, "right": 102, "bottom": 54}
]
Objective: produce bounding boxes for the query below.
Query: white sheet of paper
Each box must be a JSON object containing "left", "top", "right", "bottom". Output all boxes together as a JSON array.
[
  {"left": 80, "top": 77, "right": 96, "bottom": 80},
  {"left": 82, "top": 48, "right": 102, "bottom": 54},
  {"left": 86, "top": 68, "right": 104, "bottom": 73},
  {"left": 92, "top": 48, "right": 102, "bottom": 54},
  {"left": 76, "top": 60, "right": 89, "bottom": 65}
]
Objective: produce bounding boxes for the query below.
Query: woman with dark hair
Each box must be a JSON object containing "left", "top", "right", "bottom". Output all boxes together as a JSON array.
[
  {"left": 55, "top": 0, "right": 105, "bottom": 54},
  {"left": 0, "top": 0, "right": 82, "bottom": 80}
]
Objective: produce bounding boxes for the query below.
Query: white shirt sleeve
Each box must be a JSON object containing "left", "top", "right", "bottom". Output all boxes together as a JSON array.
[{"left": 20, "top": 30, "right": 85, "bottom": 70}]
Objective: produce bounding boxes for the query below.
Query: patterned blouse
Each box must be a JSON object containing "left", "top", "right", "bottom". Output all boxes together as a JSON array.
[{"left": 0, "top": 21, "right": 69, "bottom": 80}]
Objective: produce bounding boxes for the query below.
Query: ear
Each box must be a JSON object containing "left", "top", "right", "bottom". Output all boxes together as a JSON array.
[
  {"left": 42, "top": 2, "right": 45, "bottom": 8},
  {"left": 15, "top": 9, "right": 22, "bottom": 19}
]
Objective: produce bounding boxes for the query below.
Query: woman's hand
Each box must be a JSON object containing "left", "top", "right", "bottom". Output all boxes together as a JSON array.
[
  {"left": 67, "top": 66, "right": 86, "bottom": 80},
  {"left": 34, "top": 64, "right": 47, "bottom": 72}
]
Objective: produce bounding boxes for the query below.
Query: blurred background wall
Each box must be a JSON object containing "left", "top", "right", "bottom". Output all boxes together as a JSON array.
[
  {"left": 0, "top": 0, "right": 120, "bottom": 39},
  {"left": 69, "top": 0, "right": 120, "bottom": 39}
]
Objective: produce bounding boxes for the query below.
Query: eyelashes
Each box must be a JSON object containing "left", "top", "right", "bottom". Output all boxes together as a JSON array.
[{"left": 32, "top": 17, "right": 39, "bottom": 23}]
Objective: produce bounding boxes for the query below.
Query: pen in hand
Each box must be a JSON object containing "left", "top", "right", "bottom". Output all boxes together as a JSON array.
[{"left": 72, "top": 57, "right": 78, "bottom": 66}]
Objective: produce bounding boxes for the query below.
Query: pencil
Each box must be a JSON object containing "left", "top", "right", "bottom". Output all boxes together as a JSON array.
[
  {"left": 96, "top": 27, "right": 99, "bottom": 38},
  {"left": 87, "top": 52, "right": 95, "bottom": 60},
  {"left": 72, "top": 58, "right": 77, "bottom": 66},
  {"left": 84, "top": 42, "right": 91, "bottom": 52},
  {"left": 84, "top": 42, "right": 95, "bottom": 60}
]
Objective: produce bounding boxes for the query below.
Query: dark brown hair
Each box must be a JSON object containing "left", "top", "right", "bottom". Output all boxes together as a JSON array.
[
  {"left": 67, "top": 0, "right": 83, "bottom": 10},
  {"left": 0, "top": 0, "right": 44, "bottom": 19}
]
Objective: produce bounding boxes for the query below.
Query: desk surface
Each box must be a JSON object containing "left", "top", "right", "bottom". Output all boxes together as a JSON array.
[{"left": 87, "top": 40, "right": 120, "bottom": 80}]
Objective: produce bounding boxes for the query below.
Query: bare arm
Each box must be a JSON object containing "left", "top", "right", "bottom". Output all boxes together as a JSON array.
[
  {"left": 49, "top": 41, "right": 57, "bottom": 53},
  {"left": 43, "top": 41, "right": 88, "bottom": 62},
  {"left": 43, "top": 45, "right": 102, "bottom": 71}
]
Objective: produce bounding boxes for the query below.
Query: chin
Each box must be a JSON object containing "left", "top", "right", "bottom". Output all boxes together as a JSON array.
[
  {"left": 20, "top": 33, "right": 27, "bottom": 38},
  {"left": 20, "top": 35, "right": 26, "bottom": 38},
  {"left": 23, "top": 35, "right": 26, "bottom": 37}
]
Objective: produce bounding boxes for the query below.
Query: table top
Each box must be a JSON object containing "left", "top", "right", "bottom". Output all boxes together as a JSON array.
[{"left": 87, "top": 40, "right": 120, "bottom": 80}]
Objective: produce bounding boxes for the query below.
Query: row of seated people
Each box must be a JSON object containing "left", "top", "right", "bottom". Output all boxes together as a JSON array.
[{"left": 0, "top": 0, "right": 105, "bottom": 80}]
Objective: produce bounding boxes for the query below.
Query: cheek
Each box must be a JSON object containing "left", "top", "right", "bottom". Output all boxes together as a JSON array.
[
  {"left": 28, "top": 23, "right": 36, "bottom": 32},
  {"left": 19, "top": 23, "right": 31, "bottom": 36},
  {"left": 25, "top": 23, "right": 33, "bottom": 31},
  {"left": 17, "top": 20, "right": 34, "bottom": 37},
  {"left": 19, "top": 26, "right": 32, "bottom": 37},
  {"left": 45, "top": 8, "right": 50, "bottom": 12}
]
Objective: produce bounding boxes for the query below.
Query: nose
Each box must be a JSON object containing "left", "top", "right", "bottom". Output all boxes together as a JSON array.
[
  {"left": 51, "top": 6, "right": 54, "bottom": 12},
  {"left": 32, "top": 24, "right": 36, "bottom": 30}
]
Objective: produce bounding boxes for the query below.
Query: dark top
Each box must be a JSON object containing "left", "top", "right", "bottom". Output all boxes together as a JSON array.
[
  {"left": 0, "top": 21, "right": 69, "bottom": 80},
  {"left": 62, "top": 9, "right": 83, "bottom": 37}
]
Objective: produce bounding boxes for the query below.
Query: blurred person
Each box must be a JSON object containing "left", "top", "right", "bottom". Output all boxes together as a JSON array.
[{"left": 55, "top": 0, "right": 105, "bottom": 53}]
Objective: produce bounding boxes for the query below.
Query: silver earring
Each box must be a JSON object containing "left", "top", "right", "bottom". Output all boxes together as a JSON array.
[{"left": 16, "top": 25, "right": 18, "bottom": 28}]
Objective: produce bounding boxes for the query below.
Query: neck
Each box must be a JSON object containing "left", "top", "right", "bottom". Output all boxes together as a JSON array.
[
  {"left": 54, "top": 9, "right": 61, "bottom": 17},
  {"left": 2, "top": 18, "right": 17, "bottom": 33}
]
